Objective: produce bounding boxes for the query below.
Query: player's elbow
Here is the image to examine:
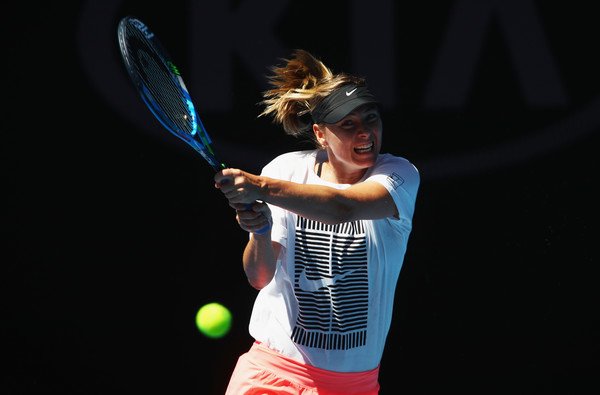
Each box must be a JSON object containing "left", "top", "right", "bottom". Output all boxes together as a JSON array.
[
  {"left": 247, "top": 275, "right": 271, "bottom": 290},
  {"left": 245, "top": 267, "right": 275, "bottom": 290}
]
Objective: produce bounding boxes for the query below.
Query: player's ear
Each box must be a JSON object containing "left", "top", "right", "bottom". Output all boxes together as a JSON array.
[{"left": 313, "top": 124, "right": 327, "bottom": 148}]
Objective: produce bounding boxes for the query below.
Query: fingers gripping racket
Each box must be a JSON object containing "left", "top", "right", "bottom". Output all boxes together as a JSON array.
[{"left": 118, "top": 17, "right": 269, "bottom": 234}]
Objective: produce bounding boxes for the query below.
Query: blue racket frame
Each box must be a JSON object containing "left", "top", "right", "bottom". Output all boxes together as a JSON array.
[{"left": 118, "top": 17, "right": 269, "bottom": 234}]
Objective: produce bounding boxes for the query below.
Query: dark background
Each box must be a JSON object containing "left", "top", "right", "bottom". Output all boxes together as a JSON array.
[{"left": 3, "top": 1, "right": 598, "bottom": 394}]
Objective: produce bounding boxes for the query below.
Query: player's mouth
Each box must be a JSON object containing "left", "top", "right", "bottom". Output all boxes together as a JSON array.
[{"left": 354, "top": 142, "right": 374, "bottom": 154}]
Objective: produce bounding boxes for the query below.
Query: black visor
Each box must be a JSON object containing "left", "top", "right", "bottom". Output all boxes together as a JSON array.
[{"left": 311, "top": 84, "right": 378, "bottom": 124}]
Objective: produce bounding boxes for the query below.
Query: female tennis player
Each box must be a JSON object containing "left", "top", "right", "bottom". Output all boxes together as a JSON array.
[{"left": 215, "top": 50, "right": 419, "bottom": 394}]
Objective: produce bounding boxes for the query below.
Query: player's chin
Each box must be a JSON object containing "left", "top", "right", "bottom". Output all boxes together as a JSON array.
[{"left": 352, "top": 149, "right": 378, "bottom": 167}]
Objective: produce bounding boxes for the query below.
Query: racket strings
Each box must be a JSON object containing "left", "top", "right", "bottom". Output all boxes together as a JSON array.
[{"left": 124, "top": 27, "right": 195, "bottom": 136}]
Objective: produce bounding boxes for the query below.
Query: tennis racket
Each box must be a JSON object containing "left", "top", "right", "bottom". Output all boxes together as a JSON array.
[{"left": 118, "top": 16, "right": 269, "bottom": 234}]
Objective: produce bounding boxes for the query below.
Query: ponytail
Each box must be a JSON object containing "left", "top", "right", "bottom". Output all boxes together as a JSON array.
[{"left": 260, "top": 50, "right": 364, "bottom": 141}]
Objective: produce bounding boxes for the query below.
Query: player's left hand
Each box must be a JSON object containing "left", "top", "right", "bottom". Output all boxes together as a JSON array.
[{"left": 230, "top": 201, "right": 272, "bottom": 234}]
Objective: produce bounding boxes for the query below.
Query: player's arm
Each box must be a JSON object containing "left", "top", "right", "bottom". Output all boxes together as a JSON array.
[
  {"left": 229, "top": 202, "right": 280, "bottom": 290},
  {"left": 263, "top": 178, "right": 397, "bottom": 223},
  {"left": 215, "top": 170, "right": 397, "bottom": 224},
  {"left": 243, "top": 234, "right": 281, "bottom": 290}
]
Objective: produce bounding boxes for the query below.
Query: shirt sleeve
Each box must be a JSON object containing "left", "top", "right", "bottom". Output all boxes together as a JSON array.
[
  {"left": 365, "top": 155, "right": 420, "bottom": 222},
  {"left": 260, "top": 156, "right": 289, "bottom": 249}
]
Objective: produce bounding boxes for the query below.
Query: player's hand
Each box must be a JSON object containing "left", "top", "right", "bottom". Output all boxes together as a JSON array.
[
  {"left": 214, "top": 169, "right": 263, "bottom": 204},
  {"left": 230, "top": 202, "right": 272, "bottom": 234}
]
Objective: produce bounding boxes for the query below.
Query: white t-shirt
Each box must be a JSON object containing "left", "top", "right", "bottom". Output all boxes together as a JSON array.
[{"left": 248, "top": 150, "right": 419, "bottom": 373}]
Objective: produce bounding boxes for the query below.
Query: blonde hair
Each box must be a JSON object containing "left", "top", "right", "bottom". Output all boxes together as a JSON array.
[{"left": 260, "top": 50, "right": 365, "bottom": 140}]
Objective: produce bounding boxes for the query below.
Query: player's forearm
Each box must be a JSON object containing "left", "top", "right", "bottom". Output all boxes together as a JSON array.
[
  {"left": 259, "top": 177, "right": 356, "bottom": 225},
  {"left": 243, "top": 232, "right": 277, "bottom": 290}
]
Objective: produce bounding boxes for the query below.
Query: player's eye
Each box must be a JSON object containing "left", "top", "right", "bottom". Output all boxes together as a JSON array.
[{"left": 365, "top": 109, "right": 380, "bottom": 121}]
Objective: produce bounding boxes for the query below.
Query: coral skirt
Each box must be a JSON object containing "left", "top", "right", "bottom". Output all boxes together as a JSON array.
[{"left": 225, "top": 341, "right": 380, "bottom": 395}]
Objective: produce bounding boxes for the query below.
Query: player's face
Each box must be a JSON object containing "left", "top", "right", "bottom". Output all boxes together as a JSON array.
[{"left": 314, "top": 104, "right": 382, "bottom": 183}]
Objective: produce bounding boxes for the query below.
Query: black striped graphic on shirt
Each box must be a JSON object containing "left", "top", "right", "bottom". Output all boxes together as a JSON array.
[{"left": 291, "top": 216, "right": 368, "bottom": 350}]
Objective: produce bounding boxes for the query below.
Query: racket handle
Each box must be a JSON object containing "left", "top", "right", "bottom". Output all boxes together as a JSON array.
[{"left": 246, "top": 204, "right": 271, "bottom": 235}]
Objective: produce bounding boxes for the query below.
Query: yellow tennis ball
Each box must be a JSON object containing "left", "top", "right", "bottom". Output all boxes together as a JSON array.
[{"left": 195, "top": 303, "right": 232, "bottom": 338}]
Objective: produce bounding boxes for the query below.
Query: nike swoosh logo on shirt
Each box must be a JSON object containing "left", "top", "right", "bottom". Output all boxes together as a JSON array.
[
  {"left": 298, "top": 269, "right": 357, "bottom": 292},
  {"left": 346, "top": 88, "right": 358, "bottom": 96}
]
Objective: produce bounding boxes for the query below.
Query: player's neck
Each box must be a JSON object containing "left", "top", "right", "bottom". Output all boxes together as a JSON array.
[{"left": 318, "top": 161, "right": 367, "bottom": 185}]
